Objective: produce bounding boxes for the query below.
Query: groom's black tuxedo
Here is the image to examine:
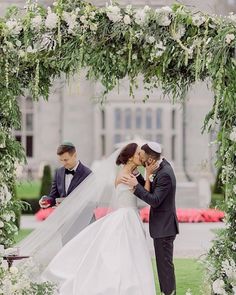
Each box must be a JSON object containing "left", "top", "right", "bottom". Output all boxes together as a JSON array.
[
  {"left": 47, "top": 162, "right": 92, "bottom": 206},
  {"left": 134, "top": 158, "right": 179, "bottom": 238},
  {"left": 134, "top": 158, "right": 179, "bottom": 295}
]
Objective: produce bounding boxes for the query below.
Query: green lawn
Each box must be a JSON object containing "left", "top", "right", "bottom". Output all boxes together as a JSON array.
[
  {"left": 14, "top": 228, "right": 33, "bottom": 244},
  {"left": 16, "top": 181, "right": 41, "bottom": 199},
  {"left": 153, "top": 258, "right": 203, "bottom": 295},
  {"left": 16, "top": 229, "right": 203, "bottom": 294}
]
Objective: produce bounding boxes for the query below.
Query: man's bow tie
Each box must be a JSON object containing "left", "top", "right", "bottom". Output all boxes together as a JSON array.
[{"left": 65, "top": 169, "right": 75, "bottom": 176}]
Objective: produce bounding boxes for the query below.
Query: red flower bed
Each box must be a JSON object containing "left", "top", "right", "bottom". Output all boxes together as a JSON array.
[
  {"left": 140, "top": 207, "right": 225, "bottom": 223},
  {"left": 35, "top": 207, "right": 224, "bottom": 223},
  {"left": 35, "top": 207, "right": 55, "bottom": 221}
]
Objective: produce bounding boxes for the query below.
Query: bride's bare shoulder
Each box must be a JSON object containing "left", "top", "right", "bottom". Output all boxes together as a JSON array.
[{"left": 115, "top": 172, "right": 130, "bottom": 188}]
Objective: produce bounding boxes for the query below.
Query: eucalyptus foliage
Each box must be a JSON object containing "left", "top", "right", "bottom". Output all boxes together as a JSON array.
[{"left": 0, "top": 0, "right": 236, "bottom": 293}]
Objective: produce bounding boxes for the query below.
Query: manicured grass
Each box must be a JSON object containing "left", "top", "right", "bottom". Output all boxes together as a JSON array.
[
  {"left": 16, "top": 181, "right": 41, "bottom": 199},
  {"left": 210, "top": 193, "right": 224, "bottom": 208},
  {"left": 14, "top": 229, "right": 33, "bottom": 244},
  {"left": 153, "top": 258, "right": 203, "bottom": 295}
]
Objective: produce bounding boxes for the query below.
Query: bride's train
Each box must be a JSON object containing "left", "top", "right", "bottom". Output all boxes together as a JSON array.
[{"left": 43, "top": 184, "right": 156, "bottom": 295}]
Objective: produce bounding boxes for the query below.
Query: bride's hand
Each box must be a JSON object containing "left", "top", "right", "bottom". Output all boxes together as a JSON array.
[{"left": 120, "top": 174, "right": 138, "bottom": 189}]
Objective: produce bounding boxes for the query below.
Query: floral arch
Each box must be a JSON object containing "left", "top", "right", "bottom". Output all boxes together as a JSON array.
[{"left": 0, "top": 0, "right": 235, "bottom": 293}]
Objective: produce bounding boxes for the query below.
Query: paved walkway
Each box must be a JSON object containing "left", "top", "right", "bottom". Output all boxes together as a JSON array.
[{"left": 21, "top": 215, "right": 225, "bottom": 259}]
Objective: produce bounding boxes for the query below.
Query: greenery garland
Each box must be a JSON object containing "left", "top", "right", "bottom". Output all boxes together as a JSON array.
[{"left": 0, "top": 0, "right": 235, "bottom": 293}]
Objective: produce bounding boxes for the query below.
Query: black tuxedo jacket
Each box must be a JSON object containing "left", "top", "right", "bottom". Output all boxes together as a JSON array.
[
  {"left": 134, "top": 159, "right": 179, "bottom": 238},
  {"left": 47, "top": 162, "right": 92, "bottom": 206}
]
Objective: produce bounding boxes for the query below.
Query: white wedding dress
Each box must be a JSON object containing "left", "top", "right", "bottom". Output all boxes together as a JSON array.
[{"left": 42, "top": 184, "right": 156, "bottom": 295}]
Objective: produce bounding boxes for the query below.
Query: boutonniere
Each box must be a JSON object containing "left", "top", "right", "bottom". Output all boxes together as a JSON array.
[{"left": 149, "top": 174, "right": 154, "bottom": 182}]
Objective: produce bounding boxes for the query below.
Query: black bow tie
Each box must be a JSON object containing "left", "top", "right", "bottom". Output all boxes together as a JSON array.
[{"left": 65, "top": 169, "right": 75, "bottom": 176}]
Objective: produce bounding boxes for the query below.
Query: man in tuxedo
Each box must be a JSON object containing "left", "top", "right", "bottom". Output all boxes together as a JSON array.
[
  {"left": 39, "top": 142, "right": 92, "bottom": 208},
  {"left": 121, "top": 142, "right": 179, "bottom": 295}
]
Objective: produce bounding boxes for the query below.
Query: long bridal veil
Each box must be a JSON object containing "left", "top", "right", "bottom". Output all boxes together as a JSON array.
[{"left": 18, "top": 148, "right": 121, "bottom": 271}]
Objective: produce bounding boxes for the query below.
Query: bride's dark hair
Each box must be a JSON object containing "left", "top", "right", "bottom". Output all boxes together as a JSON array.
[{"left": 116, "top": 143, "right": 138, "bottom": 165}]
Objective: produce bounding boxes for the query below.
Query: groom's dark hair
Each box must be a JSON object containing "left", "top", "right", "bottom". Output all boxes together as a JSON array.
[
  {"left": 57, "top": 144, "right": 76, "bottom": 156},
  {"left": 141, "top": 144, "right": 161, "bottom": 160}
]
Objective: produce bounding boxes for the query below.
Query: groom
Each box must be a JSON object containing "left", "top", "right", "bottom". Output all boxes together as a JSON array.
[
  {"left": 122, "top": 142, "right": 179, "bottom": 295},
  {"left": 39, "top": 142, "right": 92, "bottom": 208}
]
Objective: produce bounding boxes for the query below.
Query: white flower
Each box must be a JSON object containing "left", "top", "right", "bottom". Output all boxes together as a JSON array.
[
  {"left": 228, "top": 12, "right": 236, "bottom": 22},
  {"left": 106, "top": 5, "right": 122, "bottom": 23},
  {"left": 26, "top": 46, "right": 37, "bottom": 53},
  {"left": 155, "top": 8, "right": 172, "bottom": 26},
  {"left": 10, "top": 266, "right": 18, "bottom": 274},
  {"left": 123, "top": 15, "right": 131, "bottom": 25},
  {"left": 192, "top": 13, "right": 206, "bottom": 27},
  {"left": 125, "top": 4, "right": 133, "bottom": 15},
  {"left": 229, "top": 127, "right": 236, "bottom": 141},
  {"left": 63, "top": 11, "right": 78, "bottom": 33},
  {"left": 3, "top": 185, "right": 11, "bottom": 202},
  {"left": 6, "top": 20, "right": 22, "bottom": 35},
  {"left": 149, "top": 41, "right": 166, "bottom": 61},
  {"left": 18, "top": 50, "right": 26, "bottom": 58},
  {"left": 38, "top": 33, "right": 57, "bottom": 51},
  {"left": 175, "top": 24, "right": 186, "bottom": 39},
  {"left": 233, "top": 185, "right": 236, "bottom": 194},
  {"left": 143, "top": 5, "right": 151, "bottom": 13},
  {"left": 89, "top": 11, "right": 96, "bottom": 20},
  {"left": 222, "top": 259, "right": 236, "bottom": 280},
  {"left": 160, "top": 6, "right": 172, "bottom": 13},
  {"left": 212, "top": 279, "right": 226, "bottom": 295},
  {"left": 89, "top": 23, "right": 97, "bottom": 31},
  {"left": 80, "top": 15, "right": 88, "bottom": 25},
  {"left": 232, "top": 286, "right": 236, "bottom": 295},
  {"left": 45, "top": 7, "right": 58, "bottom": 29},
  {"left": 134, "top": 9, "right": 147, "bottom": 25},
  {"left": 16, "top": 40, "right": 21, "bottom": 47},
  {"left": 4, "top": 247, "right": 17, "bottom": 255},
  {"left": 0, "top": 221, "right": 4, "bottom": 228},
  {"left": 159, "top": 15, "right": 171, "bottom": 26},
  {"left": 147, "top": 36, "right": 156, "bottom": 44},
  {"left": 1, "top": 260, "right": 8, "bottom": 271},
  {"left": 185, "top": 289, "right": 192, "bottom": 295},
  {"left": 2, "top": 214, "right": 11, "bottom": 222},
  {"left": 31, "top": 15, "right": 42, "bottom": 29},
  {"left": 225, "top": 33, "right": 235, "bottom": 44},
  {"left": 0, "top": 244, "right": 4, "bottom": 255}
]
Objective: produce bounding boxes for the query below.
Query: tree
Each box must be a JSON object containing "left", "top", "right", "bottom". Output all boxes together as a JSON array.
[{"left": 40, "top": 165, "right": 52, "bottom": 197}]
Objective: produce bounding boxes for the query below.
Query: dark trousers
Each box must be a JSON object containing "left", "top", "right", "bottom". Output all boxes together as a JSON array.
[{"left": 153, "top": 236, "right": 176, "bottom": 295}]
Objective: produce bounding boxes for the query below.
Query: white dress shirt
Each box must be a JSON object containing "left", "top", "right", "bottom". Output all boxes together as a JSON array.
[{"left": 65, "top": 162, "right": 80, "bottom": 194}]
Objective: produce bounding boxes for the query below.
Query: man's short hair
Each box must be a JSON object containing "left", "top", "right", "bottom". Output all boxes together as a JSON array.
[
  {"left": 57, "top": 143, "right": 76, "bottom": 155},
  {"left": 141, "top": 144, "right": 161, "bottom": 160}
]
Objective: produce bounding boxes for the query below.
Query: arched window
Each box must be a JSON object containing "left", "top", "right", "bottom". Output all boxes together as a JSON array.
[
  {"left": 171, "top": 109, "right": 176, "bottom": 130},
  {"left": 146, "top": 108, "right": 152, "bottom": 129},
  {"left": 114, "top": 108, "right": 121, "bottom": 129},
  {"left": 101, "top": 109, "right": 105, "bottom": 129},
  {"left": 135, "top": 108, "right": 142, "bottom": 129},
  {"left": 171, "top": 135, "right": 176, "bottom": 161},
  {"left": 125, "top": 108, "right": 132, "bottom": 129},
  {"left": 156, "top": 108, "right": 162, "bottom": 129},
  {"left": 14, "top": 96, "right": 34, "bottom": 158}
]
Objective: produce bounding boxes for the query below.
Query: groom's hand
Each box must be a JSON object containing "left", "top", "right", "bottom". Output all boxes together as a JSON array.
[{"left": 121, "top": 174, "right": 138, "bottom": 190}]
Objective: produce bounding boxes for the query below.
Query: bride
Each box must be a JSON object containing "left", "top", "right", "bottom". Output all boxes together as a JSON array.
[
  {"left": 19, "top": 143, "right": 157, "bottom": 294},
  {"left": 18, "top": 143, "right": 157, "bottom": 295}
]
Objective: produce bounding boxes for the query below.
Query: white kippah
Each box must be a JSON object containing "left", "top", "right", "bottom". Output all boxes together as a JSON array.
[{"left": 147, "top": 142, "right": 162, "bottom": 153}]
